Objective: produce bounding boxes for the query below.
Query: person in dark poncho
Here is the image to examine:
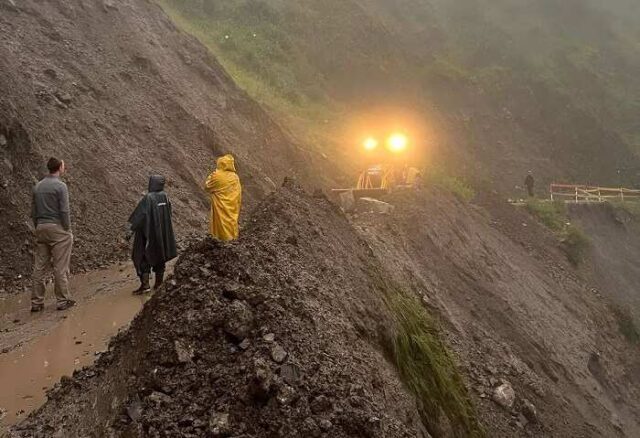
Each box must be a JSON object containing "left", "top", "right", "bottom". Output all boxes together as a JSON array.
[
  {"left": 127, "top": 175, "right": 177, "bottom": 294},
  {"left": 524, "top": 171, "right": 535, "bottom": 198}
]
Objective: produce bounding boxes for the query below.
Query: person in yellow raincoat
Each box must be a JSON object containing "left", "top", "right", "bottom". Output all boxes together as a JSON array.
[{"left": 205, "top": 154, "right": 242, "bottom": 240}]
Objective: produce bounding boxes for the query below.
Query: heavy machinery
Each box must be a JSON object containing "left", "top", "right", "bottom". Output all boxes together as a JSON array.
[{"left": 333, "top": 132, "right": 421, "bottom": 211}]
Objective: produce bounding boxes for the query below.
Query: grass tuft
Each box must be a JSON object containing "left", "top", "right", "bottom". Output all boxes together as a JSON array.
[
  {"left": 524, "top": 199, "right": 566, "bottom": 231},
  {"left": 561, "top": 225, "right": 591, "bottom": 266},
  {"left": 384, "top": 291, "right": 485, "bottom": 437},
  {"left": 524, "top": 199, "right": 591, "bottom": 265},
  {"left": 612, "top": 305, "right": 640, "bottom": 345}
]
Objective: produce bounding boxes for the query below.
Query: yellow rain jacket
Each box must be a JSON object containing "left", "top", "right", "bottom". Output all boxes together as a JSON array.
[{"left": 205, "top": 155, "right": 242, "bottom": 241}]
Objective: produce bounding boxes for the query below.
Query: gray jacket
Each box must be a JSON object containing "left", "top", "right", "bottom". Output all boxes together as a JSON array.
[{"left": 32, "top": 175, "right": 71, "bottom": 230}]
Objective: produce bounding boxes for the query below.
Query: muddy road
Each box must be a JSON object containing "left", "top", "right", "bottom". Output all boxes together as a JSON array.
[{"left": 0, "top": 262, "right": 155, "bottom": 433}]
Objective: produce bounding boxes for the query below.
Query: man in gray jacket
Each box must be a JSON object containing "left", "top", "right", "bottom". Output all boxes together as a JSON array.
[{"left": 30, "top": 157, "right": 75, "bottom": 312}]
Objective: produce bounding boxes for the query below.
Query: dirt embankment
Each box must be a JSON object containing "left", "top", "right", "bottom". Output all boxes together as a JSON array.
[
  {"left": 12, "top": 182, "right": 640, "bottom": 438},
  {"left": 0, "top": 0, "right": 328, "bottom": 290},
  {"left": 354, "top": 190, "right": 640, "bottom": 437},
  {"left": 10, "top": 183, "right": 434, "bottom": 438},
  {"left": 568, "top": 203, "right": 640, "bottom": 320}
]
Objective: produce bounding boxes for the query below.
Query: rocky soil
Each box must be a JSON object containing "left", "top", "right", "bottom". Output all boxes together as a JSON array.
[
  {"left": 9, "top": 182, "right": 430, "bottom": 438},
  {"left": 9, "top": 180, "right": 640, "bottom": 437},
  {"left": 0, "top": 0, "right": 330, "bottom": 290},
  {"left": 354, "top": 188, "right": 640, "bottom": 437}
]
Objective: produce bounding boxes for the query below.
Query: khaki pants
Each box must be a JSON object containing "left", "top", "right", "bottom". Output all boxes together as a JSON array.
[{"left": 31, "top": 223, "right": 74, "bottom": 306}]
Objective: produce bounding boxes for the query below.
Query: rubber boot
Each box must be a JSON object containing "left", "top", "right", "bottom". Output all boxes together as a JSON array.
[
  {"left": 133, "top": 273, "right": 151, "bottom": 295},
  {"left": 154, "top": 271, "right": 164, "bottom": 290}
]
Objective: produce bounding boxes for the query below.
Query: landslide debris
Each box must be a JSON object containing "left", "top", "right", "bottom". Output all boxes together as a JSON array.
[
  {"left": 0, "top": 0, "right": 325, "bottom": 288},
  {"left": 11, "top": 181, "right": 482, "bottom": 437},
  {"left": 354, "top": 188, "right": 640, "bottom": 437}
]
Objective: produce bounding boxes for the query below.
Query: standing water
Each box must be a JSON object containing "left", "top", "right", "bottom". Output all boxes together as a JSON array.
[{"left": 0, "top": 263, "right": 150, "bottom": 433}]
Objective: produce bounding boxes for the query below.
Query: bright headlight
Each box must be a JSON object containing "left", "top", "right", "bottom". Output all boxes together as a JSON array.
[
  {"left": 363, "top": 137, "right": 379, "bottom": 151},
  {"left": 387, "top": 133, "right": 408, "bottom": 152}
]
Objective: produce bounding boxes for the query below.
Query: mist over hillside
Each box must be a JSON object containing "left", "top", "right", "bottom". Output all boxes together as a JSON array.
[{"left": 161, "top": 0, "right": 640, "bottom": 191}]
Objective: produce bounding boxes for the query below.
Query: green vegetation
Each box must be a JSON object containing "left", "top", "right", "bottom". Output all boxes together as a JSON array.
[
  {"left": 562, "top": 225, "right": 591, "bottom": 266},
  {"left": 525, "top": 199, "right": 567, "bottom": 231},
  {"left": 158, "top": 0, "right": 640, "bottom": 189},
  {"left": 366, "top": 265, "right": 484, "bottom": 436},
  {"left": 425, "top": 168, "right": 476, "bottom": 202},
  {"left": 612, "top": 305, "right": 640, "bottom": 345},
  {"left": 387, "top": 292, "right": 485, "bottom": 437},
  {"left": 156, "top": 0, "right": 338, "bottom": 150},
  {"left": 524, "top": 199, "right": 591, "bottom": 266}
]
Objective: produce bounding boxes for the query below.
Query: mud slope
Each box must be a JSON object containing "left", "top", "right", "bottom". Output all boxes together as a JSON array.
[
  {"left": 10, "top": 182, "right": 434, "bottom": 438},
  {"left": 569, "top": 203, "right": 640, "bottom": 320},
  {"left": 355, "top": 190, "right": 640, "bottom": 437},
  {"left": 0, "top": 0, "right": 321, "bottom": 285}
]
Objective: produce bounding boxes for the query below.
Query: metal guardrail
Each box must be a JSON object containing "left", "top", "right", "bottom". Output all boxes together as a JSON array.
[{"left": 550, "top": 184, "right": 640, "bottom": 202}]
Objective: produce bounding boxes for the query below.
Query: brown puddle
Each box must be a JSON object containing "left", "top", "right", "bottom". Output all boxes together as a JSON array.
[{"left": 0, "top": 264, "right": 151, "bottom": 432}]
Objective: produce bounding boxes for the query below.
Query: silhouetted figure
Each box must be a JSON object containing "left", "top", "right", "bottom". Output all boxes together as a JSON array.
[{"left": 525, "top": 172, "right": 535, "bottom": 197}]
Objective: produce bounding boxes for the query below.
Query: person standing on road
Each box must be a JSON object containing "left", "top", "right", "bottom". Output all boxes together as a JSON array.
[
  {"left": 127, "top": 175, "right": 177, "bottom": 294},
  {"left": 30, "top": 157, "right": 75, "bottom": 312},
  {"left": 525, "top": 171, "right": 535, "bottom": 198},
  {"left": 205, "top": 154, "right": 242, "bottom": 241}
]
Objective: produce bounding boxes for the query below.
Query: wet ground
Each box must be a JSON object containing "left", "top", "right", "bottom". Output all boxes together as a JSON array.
[{"left": 0, "top": 262, "right": 153, "bottom": 432}]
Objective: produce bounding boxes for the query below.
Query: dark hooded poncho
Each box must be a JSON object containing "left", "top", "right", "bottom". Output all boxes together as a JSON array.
[{"left": 128, "top": 175, "right": 177, "bottom": 274}]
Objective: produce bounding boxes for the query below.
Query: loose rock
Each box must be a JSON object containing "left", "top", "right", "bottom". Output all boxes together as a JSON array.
[
  {"left": 356, "top": 197, "right": 395, "bottom": 214},
  {"left": 319, "top": 419, "right": 333, "bottom": 431},
  {"left": 174, "top": 339, "right": 194, "bottom": 363},
  {"left": 209, "top": 411, "right": 230, "bottom": 436},
  {"left": 280, "top": 362, "right": 302, "bottom": 385},
  {"left": 239, "top": 338, "right": 251, "bottom": 350},
  {"left": 521, "top": 398, "right": 538, "bottom": 423},
  {"left": 492, "top": 382, "right": 515, "bottom": 409},
  {"left": 224, "top": 300, "right": 254, "bottom": 341},
  {"left": 270, "top": 344, "right": 287, "bottom": 363}
]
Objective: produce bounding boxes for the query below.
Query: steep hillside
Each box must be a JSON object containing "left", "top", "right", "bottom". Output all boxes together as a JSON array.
[
  {"left": 569, "top": 203, "right": 640, "bottom": 322},
  {"left": 0, "top": 0, "right": 331, "bottom": 287},
  {"left": 10, "top": 183, "right": 483, "bottom": 438},
  {"left": 12, "top": 183, "right": 640, "bottom": 437},
  {"left": 355, "top": 190, "right": 640, "bottom": 437},
  {"left": 159, "top": 0, "right": 640, "bottom": 191}
]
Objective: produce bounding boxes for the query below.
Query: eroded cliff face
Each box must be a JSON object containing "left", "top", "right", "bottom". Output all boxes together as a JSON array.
[{"left": 0, "top": 0, "right": 323, "bottom": 285}]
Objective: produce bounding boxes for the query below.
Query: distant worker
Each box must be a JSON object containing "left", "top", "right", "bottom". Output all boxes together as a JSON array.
[
  {"left": 403, "top": 166, "right": 422, "bottom": 186},
  {"left": 127, "top": 175, "right": 177, "bottom": 294},
  {"left": 205, "top": 154, "right": 242, "bottom": 241},
  {"left": 524, "top": 171, "right": 535, "bottom": 197},
  {"left": 30, "top": 157, "right": 75, "bottom": 312}
]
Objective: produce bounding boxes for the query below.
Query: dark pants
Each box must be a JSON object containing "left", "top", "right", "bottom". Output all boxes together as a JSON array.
[
  {"left": 137, "top": 257, "right": 165, "bottom": 277},
  {"left": 526, "top": 185, "right": 534, "bottom": 197}
]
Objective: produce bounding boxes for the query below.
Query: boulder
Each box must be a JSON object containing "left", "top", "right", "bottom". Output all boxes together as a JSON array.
[
  {"left": 339, "top": 190, "right": 356, "bottom": 212},
  {"left": 356, "top": 197, "right": 394, "bottom": 214},
  {"left": 492, "top": 382, "right": 515, "bottom": 409}
]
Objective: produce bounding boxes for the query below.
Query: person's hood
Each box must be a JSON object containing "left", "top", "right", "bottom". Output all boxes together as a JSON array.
[
  {"left": 148, "top": 175, "right": 166, "bottom": 192},
  {"left": 216, "top": 154, "right": 236, "bottom": 172}
]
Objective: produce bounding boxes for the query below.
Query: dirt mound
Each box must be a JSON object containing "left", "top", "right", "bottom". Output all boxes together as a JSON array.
[
  {"left": 0, "top": 0, "right": 328, "bottom": 290},
  {"left": 10, "top": 182, "right": 437, "bottom": 437},
  {"left": 353, "top": 189, "right": 640, "bottom": 437}
]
